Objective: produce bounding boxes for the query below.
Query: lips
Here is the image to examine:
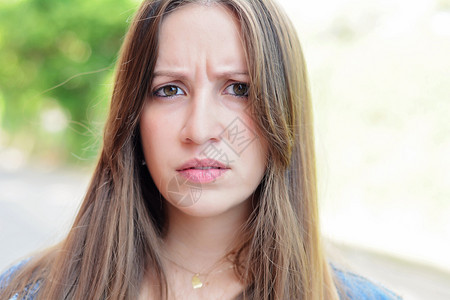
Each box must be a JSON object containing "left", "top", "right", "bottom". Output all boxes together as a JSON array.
[{"left": 177, "top": 158, "right": 230, "bottom": 183}]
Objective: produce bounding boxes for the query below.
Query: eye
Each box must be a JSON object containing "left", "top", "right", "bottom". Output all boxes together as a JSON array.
[
  {"left": 153, "top": 85, "right": 185, "bottom": 97},
  {"left": 224, "top": 82, "right": 249, "bottom": 97}
]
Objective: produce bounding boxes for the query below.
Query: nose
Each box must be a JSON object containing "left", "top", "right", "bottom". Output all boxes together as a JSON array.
[{"left": 180, "top": 91, "right": 223, "bottom": 145}]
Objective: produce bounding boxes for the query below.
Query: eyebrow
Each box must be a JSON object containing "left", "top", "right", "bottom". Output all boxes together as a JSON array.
[
  {"left": 152, "top": 70, "right": 249, "bottom": 79},
  {"left": 152, "top": 71, "right": 188, "bottom": 80}
]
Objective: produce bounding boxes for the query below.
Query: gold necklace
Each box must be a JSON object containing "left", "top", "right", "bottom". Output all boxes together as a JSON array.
[{"left": 162, "top": 255, "right": 235, "bottom": 289}]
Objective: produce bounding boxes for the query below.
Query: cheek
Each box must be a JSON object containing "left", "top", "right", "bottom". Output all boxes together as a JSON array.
[
  {"left": 140, "top": 108, "right": 179, "bottom": 176},
  {"left": 248, "top": 139, "right": 268, "bottom": 177},
  {"left": 140, "top": 106, "right": 170, "bottom": 144},
  {"left": 140, "top": 111, "right": 164, "bottom": 162},
  {"left": 140, "top": 115, "right": 153, "bottom": 152},
  {"left": 238, "top": 114, "right": 268, "bottom": 174},
  {"left": 140, "top": 114, "right": 166, "bottom": 191}
]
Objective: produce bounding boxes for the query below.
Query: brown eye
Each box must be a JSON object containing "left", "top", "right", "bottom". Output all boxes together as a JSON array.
[
  {"left": 153, "top": 85, "right": 184, "bottom": 97},
  {"left": 163, "top": 85, "right": 178, "bottom": 96},
  {"left": 232, "top": 83, "right": 248, "bottom": 96}
]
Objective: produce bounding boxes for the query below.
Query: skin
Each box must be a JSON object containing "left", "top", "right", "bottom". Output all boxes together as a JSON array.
[{"left": 139, "top": 3, "right": 268, "bottom": 299}]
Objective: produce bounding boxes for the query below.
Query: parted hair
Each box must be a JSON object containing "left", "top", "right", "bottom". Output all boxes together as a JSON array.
[{"left": 0, "top": 0, "right": 340, "bottom": 299}]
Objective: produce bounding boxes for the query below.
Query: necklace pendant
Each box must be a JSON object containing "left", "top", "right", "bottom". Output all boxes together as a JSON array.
[{"left": 192, "top": 273, "right": 203, "bottom": 289}]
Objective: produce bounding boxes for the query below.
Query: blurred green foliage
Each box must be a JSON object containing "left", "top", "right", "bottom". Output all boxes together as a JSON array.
[{"left": 0, "top": 0, "right": 139, "bottom": 165}]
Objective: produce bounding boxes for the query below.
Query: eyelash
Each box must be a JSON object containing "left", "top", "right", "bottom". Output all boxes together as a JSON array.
[{"left": 152, "top": 82, "right": 250, "bottom": 98}]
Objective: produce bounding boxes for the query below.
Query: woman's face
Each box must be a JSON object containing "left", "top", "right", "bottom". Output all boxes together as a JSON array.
[{"left": 140, "top": 3, "right": 267, "bottom": 218}]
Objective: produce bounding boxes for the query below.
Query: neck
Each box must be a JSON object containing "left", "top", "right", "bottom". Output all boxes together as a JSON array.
[{"left": 162, "top": 200, "right": 251, "bottom": 273}]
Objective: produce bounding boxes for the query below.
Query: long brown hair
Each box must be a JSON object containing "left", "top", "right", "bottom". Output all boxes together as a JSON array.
[{"left": 0, "top": 0, "right": 340, "bottom": 299}]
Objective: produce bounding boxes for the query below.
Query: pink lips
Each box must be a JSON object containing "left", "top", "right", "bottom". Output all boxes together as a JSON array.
[{"left": 177, "top": 158, "right": 230, "bottom": 183}]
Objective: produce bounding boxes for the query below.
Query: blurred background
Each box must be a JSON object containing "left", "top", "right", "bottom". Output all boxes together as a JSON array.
[{"left": 0, "top": 0, "right": 449, "bottom": 298}]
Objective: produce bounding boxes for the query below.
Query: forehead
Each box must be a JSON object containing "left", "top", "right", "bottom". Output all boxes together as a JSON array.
[{"left": 155, "top": 3, "right": 247, "bottom": 72}]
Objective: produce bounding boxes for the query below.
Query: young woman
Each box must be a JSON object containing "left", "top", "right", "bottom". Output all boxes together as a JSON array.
[{"left": 0, "top": 0, "right": 400, "bottom": 299}]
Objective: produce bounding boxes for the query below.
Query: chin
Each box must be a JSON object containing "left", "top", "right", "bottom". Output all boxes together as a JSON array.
[{"left": 166, "top": 192, "right": 251, "bottom": 219}]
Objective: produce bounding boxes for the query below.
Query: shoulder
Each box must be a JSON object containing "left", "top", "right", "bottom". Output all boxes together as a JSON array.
[
  {"left": 334, "top": 267, "right": 402, "bottom": 300},
  {"left": 0, "top": 259, "right": 40, "bottom": 300}
]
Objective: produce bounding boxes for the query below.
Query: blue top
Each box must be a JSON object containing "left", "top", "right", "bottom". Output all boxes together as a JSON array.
[
  {"left": 333, "top": 268, "right": 401, "bottom": 299},
  {"left": 0, "top": 259, "right": 38, "bottom": 300},
  {"left": 1, "top": 260, "right": 401, "bottom": 299}
]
